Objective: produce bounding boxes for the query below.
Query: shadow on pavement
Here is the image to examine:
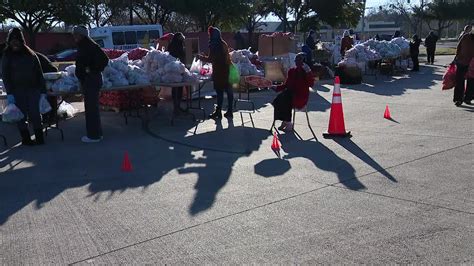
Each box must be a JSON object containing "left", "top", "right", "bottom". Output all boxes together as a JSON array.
[
  {"left": 334, "top": 138, "right": 397, "bottom": 183},
  {"left": 278, "top": 133, "right": 366, "bottom": 190},
  {"left": 254, "top": 158, "right": 291, "bottom": 178}
]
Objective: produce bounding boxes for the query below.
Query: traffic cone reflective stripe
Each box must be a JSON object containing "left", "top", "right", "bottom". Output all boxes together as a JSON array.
[{"left": 323, "top": 76, "right": 351, "bottom": 138}]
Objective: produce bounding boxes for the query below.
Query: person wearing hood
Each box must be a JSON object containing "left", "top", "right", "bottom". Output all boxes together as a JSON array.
[
  {"left": 453, "top": 31, "right": 474, "bottom": 106},
  {"left": 1, "top": 28, "right": 46, "bottom": 145},
  {"left": 271, "top": 53, "right": 315, "bottom": 132},
  {"left": 199, "top": 27, "right": 234, "bottom": 119},
  {"left": 167, "top": 32, "right": 186, "bottom": 114},
  {"left": 340, "top": 30, "right": 354, "bottom": 57},
  {"left": 424, "top": 31, "right": 438, "bottom": 65},
  {"left": 72, "top": 25, "right": 109, "bottom": 143},
  {"left": 409, "top": 34, "right": 422, "bottom": 71}
]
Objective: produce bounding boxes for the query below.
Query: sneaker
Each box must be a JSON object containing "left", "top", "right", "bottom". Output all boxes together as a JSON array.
[
  {"left": 81, "top": 136, "right": 103, "bottom": 143},
  {"left": 455, "top": 101, "right": 463, "bottom": 107},
  {"left": 464, "top": 99, "right": 472, "bottom": 105}
]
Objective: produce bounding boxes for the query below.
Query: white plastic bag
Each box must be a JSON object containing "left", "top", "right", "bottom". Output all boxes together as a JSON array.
[
  {"left": 190, "top": 57, "right": 202, "bottom": 73},
  {"left": 2, "top": 103, "right": 24, "bottom": 123},
  {"left": 57, "top": 101, "right": 77, "bottom": 118},
  {"left": 39, "top": 97, "right": 52, "bottom": 114}
]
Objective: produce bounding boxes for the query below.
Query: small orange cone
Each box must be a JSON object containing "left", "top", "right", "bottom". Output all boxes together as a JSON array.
[
  {"left": 384, "top": 105, "right": 392, "bottom": 119},
  {"left": 323, "top": 76, "right": 351, "bottom": 138},
  {"left": 121, "top": 151, "right": 133, "bottom": 172},
  {"left": 271, "top": 132, "right": 280, "bottom": 150}
]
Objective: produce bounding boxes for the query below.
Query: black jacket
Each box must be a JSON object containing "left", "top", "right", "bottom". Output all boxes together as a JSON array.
[
  {"left": 305, "top": 36, "right": 316, "bottom": 50},
  {"left": 410, "top": 39, "right": 422, "bottom": 56},
  {"left": 1, "top": 49, "right": 46, "bottom": 95},
  {"left": 75, "top": 37, "right": 108, "bottom": 82},
  {"left": 425, "top": 34, "right": 438, "bottom": 50}
]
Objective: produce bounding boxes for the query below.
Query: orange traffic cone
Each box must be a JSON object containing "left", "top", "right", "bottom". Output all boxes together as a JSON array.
[
  {"left": 323, "top": 76, "right": 351, "bottom": 138},
  {"left": 384, "top": 105, "right": 392, "bottom": 119},
  {"left": 121, "top": 151, "right": 133, "bottom": 172},
  {"left": 271, "top": 132, "right": 280, "bottom": 150}
]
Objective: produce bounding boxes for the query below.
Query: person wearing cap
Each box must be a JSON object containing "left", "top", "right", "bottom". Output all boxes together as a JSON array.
[
  {"left": 199, "top": 26, "right": 234, "bottom": 119},
  {"left": 1, "top": 28, "right": 47, "bottom": 146},
  {"left": 340, "top": 30, "right": 354, "bottom": 57},
  {"left": 271, "top": 52, "right": 315, "bottom": 132},
  {"left": 72, "top": 25, "right": 109, "bottom": 143}
]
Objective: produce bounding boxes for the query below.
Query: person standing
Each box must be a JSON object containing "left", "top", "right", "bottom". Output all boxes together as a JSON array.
[
  {"left": 72, "top": 25, "right": 109, "bottom": 143},
  {"left": 340, "top": 30, "right": 354, "bottom": 57},
  {"left": 302, "top": 30, "right": 317, "bottom": 65},
  {"left": 167, "top": 32, "right": 186, "bottom": 115},
  {"left": 453, "top": 31, "right": 474, "bottom": 106},
  {"left": 409, "top": 34, "right": 422, "bottom": 72},
  {"left": 272, "top": 53, "right": 315, "bottom": 132},
  {"left": 199, "top": 27, "right": 233, "bottom": 119},
  {"left": 424, "top": 31, "right": 438, "bottom": 65},
  {"left": 1, "top": 28, "right": 46, "bottom": 145}
]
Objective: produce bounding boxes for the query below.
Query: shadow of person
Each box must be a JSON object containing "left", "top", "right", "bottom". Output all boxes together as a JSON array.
[
  {"left": 279, "top": 133, "right": 366, "bottom": 190},
  {"left": 333, "top": 138, "right": 397, "bottom": 183},
  {"left": 176, "top": 126, "right": 269, "bottom": 215}
]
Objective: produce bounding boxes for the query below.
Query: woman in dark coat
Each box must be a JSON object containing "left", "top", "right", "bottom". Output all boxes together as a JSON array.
[
  {"left": 409, "top": 34, "right": 422, "bottom": 71},
  {"left": 2, "top": 28, "right": 46, "bottom": 145},
  {"left": 167, "top": 32, "right": 186, "bottom": 114},
  {"left": 199, "top": 27, "right": 233, "bottom": 119},
  {"left": 272, "top": 53, "right": 315, "bottom": 132}
]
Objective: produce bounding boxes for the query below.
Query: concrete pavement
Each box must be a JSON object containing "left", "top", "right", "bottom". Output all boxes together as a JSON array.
[{"left": 0, "top": 55, "right": 472, "bottom": 264}]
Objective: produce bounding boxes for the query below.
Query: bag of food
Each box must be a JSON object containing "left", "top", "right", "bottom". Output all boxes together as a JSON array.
[
  {"left": 190, "top": 57, "right": 202, "bottom": 73},
  {"left": 57, "top": 101, "right": 77, "bottom": 118},
  {"left": 2, "top": 103, "right": 24, "bottom": 123},
  {"left": 442, "top": 64, "right": 457, "bottom": 90},
  {"left": 229, "top": 64, "right": 241, "bottom": 85},
  {"left": 39, "top": 97, "right": 52, "bottom": 114}
]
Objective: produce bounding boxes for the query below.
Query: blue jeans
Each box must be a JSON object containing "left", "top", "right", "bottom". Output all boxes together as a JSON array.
[{"left": 216, "top": 87, "right": 234, "bottom": 111}]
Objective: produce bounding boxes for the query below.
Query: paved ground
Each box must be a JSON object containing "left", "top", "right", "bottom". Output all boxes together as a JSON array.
[{"left": 1, "top": 55, "right": 472, "bottom": 264}]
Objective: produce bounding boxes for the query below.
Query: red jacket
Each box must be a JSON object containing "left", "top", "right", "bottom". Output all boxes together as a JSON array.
[{"left": 277, "top": 67, "right": 315, "bottom": 109}]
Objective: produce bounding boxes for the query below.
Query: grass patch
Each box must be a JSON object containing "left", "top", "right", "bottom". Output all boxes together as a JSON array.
[{"left": 419, "top": 47, "right": 457, "bottom": 56}]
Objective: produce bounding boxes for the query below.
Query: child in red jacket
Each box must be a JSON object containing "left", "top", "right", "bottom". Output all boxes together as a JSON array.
[{"left": 272, "top": 53, "right": 315, "bottom": 131}]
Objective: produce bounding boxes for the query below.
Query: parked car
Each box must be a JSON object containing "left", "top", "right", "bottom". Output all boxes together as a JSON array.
[{"left": 47, "top": 49, "right": 77, "bottom": 62}]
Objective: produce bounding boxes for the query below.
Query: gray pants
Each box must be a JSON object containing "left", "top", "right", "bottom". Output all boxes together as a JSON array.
[
  {"left": 82, "top": 73, "right": 103, "bottom": 139},
  {"left": 14, "top": 91, "right": 42, "bottom": 131}
]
